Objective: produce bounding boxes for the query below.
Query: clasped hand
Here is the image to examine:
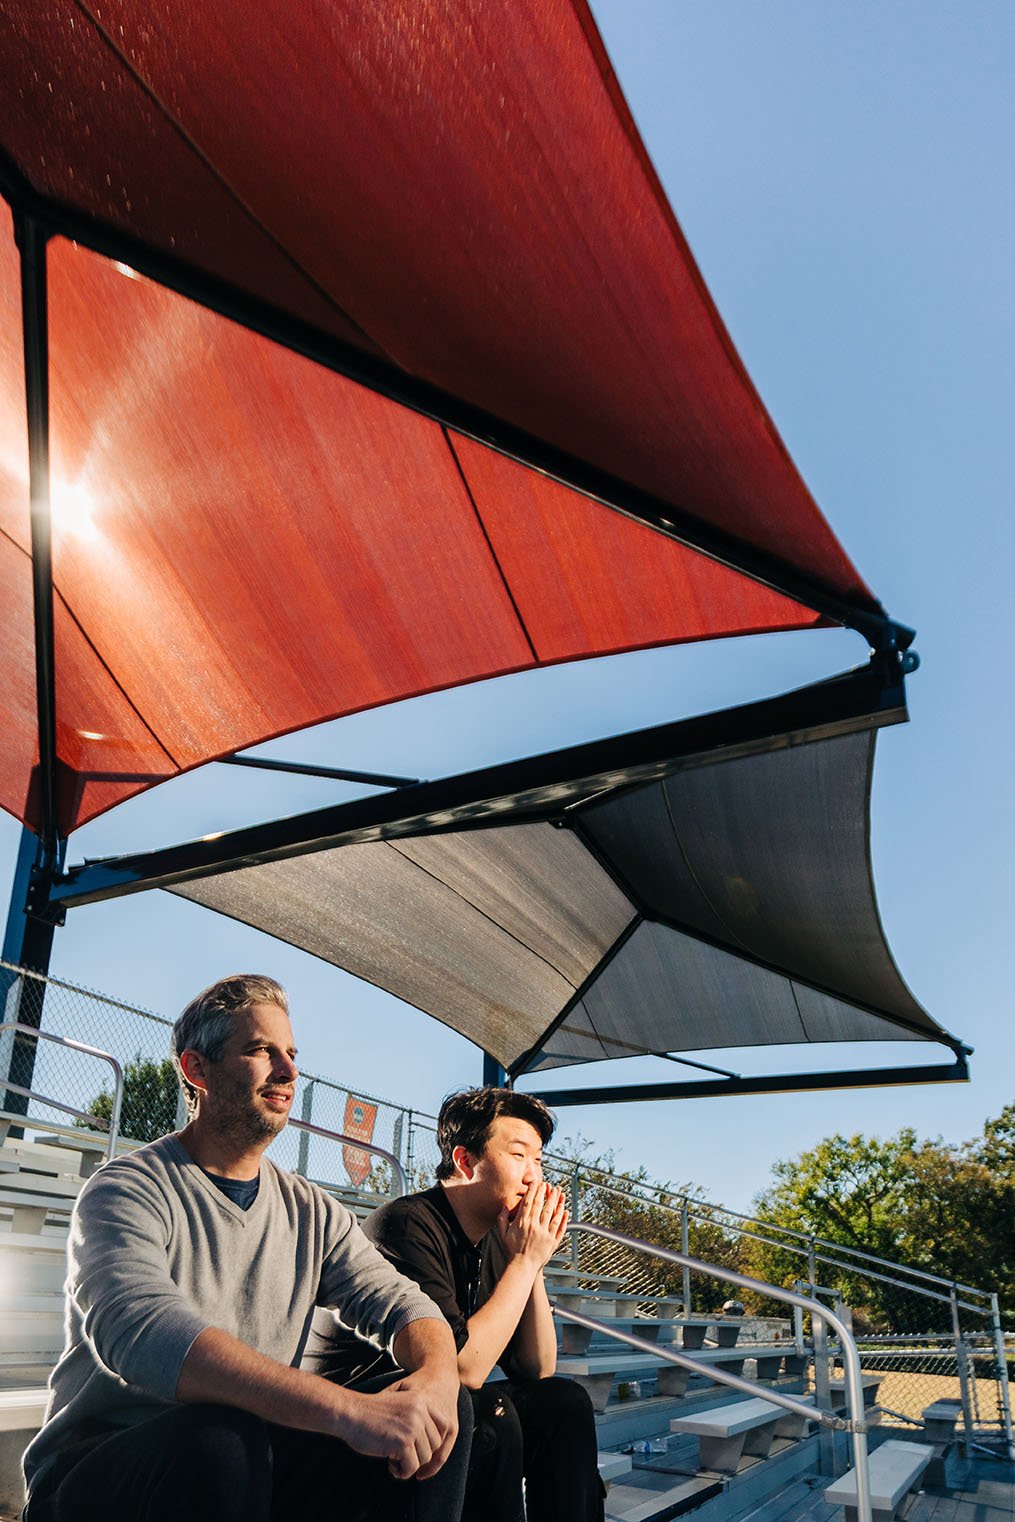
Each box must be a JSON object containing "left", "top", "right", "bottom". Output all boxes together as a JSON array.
[
  {"left": 497, "top": 1180, "right": 569, "bottom": 1266},
  {"left": 340, "top": 1371, "right": 459, "bottom": 1481}
]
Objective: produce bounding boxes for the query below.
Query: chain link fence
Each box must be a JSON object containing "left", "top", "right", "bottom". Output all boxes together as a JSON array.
[{"left": 0, "top": 959, "right": 432, "bottom": 1199}]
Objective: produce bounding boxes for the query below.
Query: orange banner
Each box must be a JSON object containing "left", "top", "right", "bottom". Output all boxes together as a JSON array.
[{"left": 342, "top": 1094, "right": 378, "bottom": 1188}]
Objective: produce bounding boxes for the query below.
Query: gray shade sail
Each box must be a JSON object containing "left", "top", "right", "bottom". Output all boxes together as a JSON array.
[{"left": 167, "top": 669, "right": 960, "bottom": 1079}]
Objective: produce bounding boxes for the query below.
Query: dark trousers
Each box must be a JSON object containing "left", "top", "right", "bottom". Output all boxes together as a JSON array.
[
  {"left": 25, "top": 1378, "right": 473, "bottom": 1522},
  {"left": 466, "top": 1377, "right": 605, "bottom": 1522}
]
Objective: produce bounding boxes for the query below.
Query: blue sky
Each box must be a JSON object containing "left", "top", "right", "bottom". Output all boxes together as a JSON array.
[{"left": 1, "top": 2, "right": 1011, "bottom": 1211}]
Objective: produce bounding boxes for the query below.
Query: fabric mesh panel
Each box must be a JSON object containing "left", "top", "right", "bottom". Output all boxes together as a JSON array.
[
  {"left": 529, "top": 920, "right": 921, "bottom": 1072},
  {"left": 172, "top": 724, "right": 948, "bottom": 1075},
  {"left": 171, "top": 823, "right": 635, "bottom": 1068},
  {"left": 578, "top": 730, "right": 936, "bottom": 1036}
]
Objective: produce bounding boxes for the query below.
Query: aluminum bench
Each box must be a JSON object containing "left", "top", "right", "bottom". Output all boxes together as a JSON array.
[
  {"left": 824, "top": 1438, "right": 935, "bottom": 1522},
  {"left": 670, "top": 1394, "right": 815, "bottom": 1472},
  {"left": 555, "top": 1343, "right": 790, "bottom": 1409}
]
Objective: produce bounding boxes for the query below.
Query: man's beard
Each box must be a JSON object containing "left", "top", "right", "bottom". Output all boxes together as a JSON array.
[{"left": 209, "top": 1078, "right": 289, "bottom": 1147}]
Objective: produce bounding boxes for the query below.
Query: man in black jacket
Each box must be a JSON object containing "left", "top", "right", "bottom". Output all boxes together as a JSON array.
[{"left": 304, "top": 1087, "right": 604, "bottom": 1522}]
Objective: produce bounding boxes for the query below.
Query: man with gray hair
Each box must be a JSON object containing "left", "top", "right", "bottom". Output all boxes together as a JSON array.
[{"left": 23, "top": 974, "right": 471, "bottom": 1522}]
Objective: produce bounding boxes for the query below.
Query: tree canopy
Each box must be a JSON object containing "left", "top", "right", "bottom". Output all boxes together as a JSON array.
[{"left": 749, "top": 1108, "right": 1014, "bottom": 1332}]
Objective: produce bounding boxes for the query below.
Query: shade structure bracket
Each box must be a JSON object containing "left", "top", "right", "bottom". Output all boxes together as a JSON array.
[
  {"left": 43, "top": 660, "right": 910, "bottom": 912},
  {"left": 220, "top": 756, "right": 422, "bottom": 789}
]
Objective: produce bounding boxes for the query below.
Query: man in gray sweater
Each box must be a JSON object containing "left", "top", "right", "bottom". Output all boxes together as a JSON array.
[{"left": 23, "top": 974, "right": 471, "bottom": 1522}]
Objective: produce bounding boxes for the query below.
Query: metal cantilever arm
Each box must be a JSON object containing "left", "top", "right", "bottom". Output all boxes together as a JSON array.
[{"left": 558, "top": 1222, "right": 873, "bottom": 1522}]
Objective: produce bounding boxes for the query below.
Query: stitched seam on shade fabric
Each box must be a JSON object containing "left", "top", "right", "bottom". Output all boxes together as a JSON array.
[
  {"left": 440, "top": 427, "right": 540, "bottom": 663},
  {"left": 384, "top": 837, "right": 577, "bottom": 988},
  {"left": 660, "top": 781, "right": 756, "bottom": 956},
  {"left": 54, "top": 588, "right": 182, "bottom": 768},
  {"left": 511, "top": 911, "right": 643, "bottom": 1076},
  {"left": 69, "top": 0, "right": 389, "bottom": 359}
]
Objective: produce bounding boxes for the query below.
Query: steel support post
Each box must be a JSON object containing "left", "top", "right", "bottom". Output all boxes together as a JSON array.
[
  {"left": 570, "top": 1164, "right": 582, "bottom": 1269},
  {"left": 989, "top": 1293, "right": 1014, "bottom": 1460},
  {"left": 2, "top": 826, "right": 62, "bottom": 1124},
  {"left": 951, "top": 1286, "right": 976, "bottom": 1455},
  {"left": 483, "top": 1053, "right": 508, "bottom": 1087},
  {"left": 680, "top": 1200, "right": 691, "bottom": 1315},
  {"left": 297, "top": 1080, "right": 316, "bottom": 1176}
]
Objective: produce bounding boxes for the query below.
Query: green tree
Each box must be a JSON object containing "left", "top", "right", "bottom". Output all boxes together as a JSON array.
[
  {"left": 550, "top": 1137, "right": 755, "bottom": 1312},
  {"left": 746, "top": 1113, "right": 1015, "bottom": 1332},
  {"left": 85, "top": 1055, "right": 181, "bottom": 1144}
]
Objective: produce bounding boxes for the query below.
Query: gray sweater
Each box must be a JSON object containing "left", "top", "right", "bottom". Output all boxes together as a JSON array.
[{"left": 24, "top": 1133, "right": 442, "bottom": 1489}]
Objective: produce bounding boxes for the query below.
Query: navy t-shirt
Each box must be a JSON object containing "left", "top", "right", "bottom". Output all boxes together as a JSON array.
[{"left": 202, "top": 1168, "right": 260, "bottom": 1211}]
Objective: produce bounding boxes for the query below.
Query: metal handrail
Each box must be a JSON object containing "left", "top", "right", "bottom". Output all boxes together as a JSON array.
[
  {"left": 287, "top": 1118, "right": 407, "bottom": 1197},
  {"left": 561, "top": 1222, "right": 873, "bottom": 1522},
  {"left": 563, "top": 1162, "right": 992, "bottom": 1302},
  {"left": 0, "top": 1022, "right": 124, "bottom": 1161}
]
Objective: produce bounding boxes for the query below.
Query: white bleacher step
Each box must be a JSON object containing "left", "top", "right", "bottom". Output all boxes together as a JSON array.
[
  {"left": 599, "top": 1451, "right": 633, "bottom": 1484},
  {"left": 824, "top": 1438, "right": 935, "bottom": 1522},
  {"left": 670, "top": 1394, "right": 815, "bottom": 1473},
  {"left": 0, "top": 1387, "right": 48, "bottom": 1434},
  {"left": 603, "top": 1471, "right": 721, "bottom": 1522},
  {"left": 828, "top": 1374, "right": 883, "bottom": 1409},
  {"left": 557, "top": 1344, "right": 790, "bottom": 1411},
  {"left": 0, "top": 1170, "right": 84, "bottom": 1201},
  {"left": 0, "top": 1293, "right": 64, "bottom": 1315},
  {"left": 1, "top": 1136, "right": 102, "bottom": 1174},
  {"left": 559, "top": 1315, "right": 681, "bottom": 1355},
  {"left": 0, "top": 1313, "right": 65, "bottom": 1354},
  {"left": 555, "top": 1291, "right": 684, "bottom": 1318},
  {"left": 921, "top": 1399, "right": 962, "bottom": 1443},
  {"left": 0, "top": 1229, "right": 69, "bottom": 1249}
]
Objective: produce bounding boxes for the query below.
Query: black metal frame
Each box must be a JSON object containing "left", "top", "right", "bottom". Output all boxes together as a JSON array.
[
  {"left": 15, "top": 211, "right": 61, "bottom": 873},
  {"left": 526, "top": 1054, "right": 970, "bottom": 1108},
  {"left": 220, "top": 756, "right": 420, "bottom": 788},
  {"left": 0, "top": 156, "right": 914, "bottom": 657},
  {"left": 43, "top": 661, "right": 908, "bottom": 911}
]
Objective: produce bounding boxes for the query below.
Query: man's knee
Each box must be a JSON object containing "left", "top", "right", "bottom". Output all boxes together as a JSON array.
[
  {"left": 470, "top": 1384, "right": 524, "bottom": 1471},
  {"left": 518, "top": 1375, "right": 596, "bottom": 1435},
  {"left": 170, "top": 1404, "right": 271, "bottom": 1503}
]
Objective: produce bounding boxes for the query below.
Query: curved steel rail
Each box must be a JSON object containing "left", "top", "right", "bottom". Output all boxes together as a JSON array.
[
  {"left": 558, "top": 1221, "right": 872, "bottom": 1522},
  {"left": 287, "top": 1117, "right": 407, "bottom": 1197},
  {"left": 0, "top": 1020, "right": 124, "bottom": 1161}
]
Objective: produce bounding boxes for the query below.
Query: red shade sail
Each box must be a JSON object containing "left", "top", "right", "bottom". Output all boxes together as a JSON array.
[{"left": 0, "top": 1, "right": 882, "bottom": 837}]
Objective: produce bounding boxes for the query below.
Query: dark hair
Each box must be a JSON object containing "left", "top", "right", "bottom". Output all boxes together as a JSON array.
[
  {"left": 435, "top": 1087, "right": 555, "bottom": 1181},
  {"left": 171, "top": 974, "right": 288, "bottom": 1115}
]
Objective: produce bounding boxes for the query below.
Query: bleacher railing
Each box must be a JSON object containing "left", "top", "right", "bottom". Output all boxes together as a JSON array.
[
  {"left": 554, "top": 1158, "right": 1014, "bottom": 1457},
  {"left": 0, "top": 1021, "right": 124, "bottom": 1161},
  {"left": 556, "top": 1222, "right": 873, "bottom": 1522}
]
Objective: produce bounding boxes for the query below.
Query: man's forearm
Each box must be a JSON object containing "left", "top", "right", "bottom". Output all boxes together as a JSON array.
[
  {"left": 458, "top": 1255, "right": 540, "bottom": 1388},
  {"left": 176, "top": 1326, "right": 350, "bottom": 1435},
  {"left": 510, "top": 1271, "right": 558, "bottom": 1380},
  {"left": 392, "top": 1315, "right": 459, "bottom": 1383}
]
